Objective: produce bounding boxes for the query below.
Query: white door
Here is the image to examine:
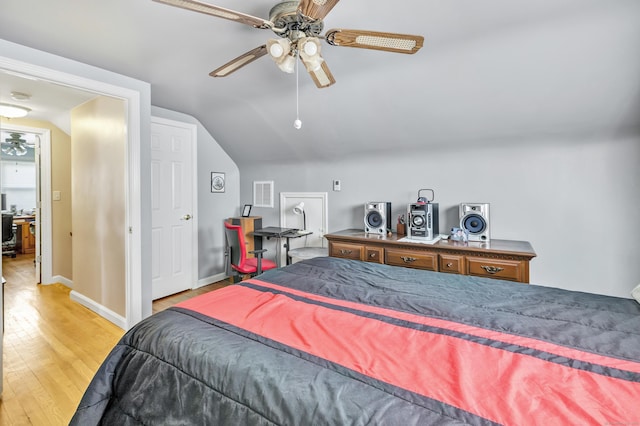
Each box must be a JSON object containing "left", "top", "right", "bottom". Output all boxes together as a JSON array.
[{"left": 151, "top": 118, "right": 197, "bottom": 300}]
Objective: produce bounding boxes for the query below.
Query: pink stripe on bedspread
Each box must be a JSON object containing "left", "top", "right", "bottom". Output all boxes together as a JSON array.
[{"left": 178, "top": 281, "right": 640, "bottom": 425}]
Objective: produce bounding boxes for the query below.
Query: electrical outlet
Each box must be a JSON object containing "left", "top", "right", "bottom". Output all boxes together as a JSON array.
[{"left": 333, "top": 179, "right": 341, "bottom": 191}]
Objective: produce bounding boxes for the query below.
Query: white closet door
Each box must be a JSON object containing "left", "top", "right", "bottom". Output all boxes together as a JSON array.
[{"left": 151, "top": 119, "right": 197, "bottom": 300}]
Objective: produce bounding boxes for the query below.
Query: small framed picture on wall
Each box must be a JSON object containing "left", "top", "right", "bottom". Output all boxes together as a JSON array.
[
  {"left": 242, "top": 204, "right": 252, "bottom": 217},
  {"left": 211, "top": 172, "right": 225, "bottom": 193}
]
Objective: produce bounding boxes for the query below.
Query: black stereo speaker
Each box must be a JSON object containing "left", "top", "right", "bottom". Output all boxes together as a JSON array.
[
  {"left": 408, "top": 203, "right": 439, "bottom": 240},
  {"left": 364, "top": 202, "right": 392, "bottom": 235},
  {"left": 459, "top": 203, "right": 490, "bottom": 241}
]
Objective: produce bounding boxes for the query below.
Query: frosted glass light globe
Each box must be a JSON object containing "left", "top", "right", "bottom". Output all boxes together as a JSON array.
[
  {"left": 303, "top": 41, "right": 318, "bottom": 56},
  {"left": 269, "top": 43, "right": 284, "bottom": 58},
  {"left": 294, "top": 119, "right": 302, "bottom": 129}
]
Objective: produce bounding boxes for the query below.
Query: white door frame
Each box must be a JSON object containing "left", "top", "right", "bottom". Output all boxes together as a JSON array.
[
  {"left": 150, "top": 116, "right": 198, "bottom": 297},
  {"left": 0, "top": 123, "right": 51, "bottom": 284},
  {"left": 0, "top": 55, "right": 143, "bottom": 330}
]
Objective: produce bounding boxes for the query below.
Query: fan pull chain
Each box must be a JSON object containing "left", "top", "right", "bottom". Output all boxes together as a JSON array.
[{"left": 294, "top": 49, "right": 302, "bottom": 130}]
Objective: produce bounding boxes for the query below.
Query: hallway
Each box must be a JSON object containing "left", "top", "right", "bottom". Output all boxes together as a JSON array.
[
  {"left": 0, "top": 253, "right": 124, "bottom": 424},
  {"left": 0, "top": 253, "right": 231, "bottom": 424}
]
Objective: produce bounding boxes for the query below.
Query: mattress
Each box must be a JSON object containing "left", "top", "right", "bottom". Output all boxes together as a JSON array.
[{"left": 71, "top": 256, "right": 640, "bottom": 425}]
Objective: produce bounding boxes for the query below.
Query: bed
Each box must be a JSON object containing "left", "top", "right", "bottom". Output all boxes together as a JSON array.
[{"left": 71, "top": 257, "right": 640, "bottom": 425}]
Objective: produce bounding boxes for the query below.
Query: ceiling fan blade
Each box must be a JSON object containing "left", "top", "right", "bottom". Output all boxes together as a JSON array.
[
  {"left": 209, "top": 45, "right": 268, "bottom": 77},
  {"left": 153, "top": 0, "right": 272, "bottom": 29},
  {"left": 325, "top": 29, "right": 424, "bottom": 54},
  {"left": 305, "top": 59, "right": 336, "bottom": 89},
  {"left": 298, "top": 0, "right": 340, "bottom": 21}
]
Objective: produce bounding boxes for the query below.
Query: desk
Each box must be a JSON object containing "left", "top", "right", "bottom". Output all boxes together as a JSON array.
[
  {"left": 251, "top": 227, "right": 311, "bottom": 266},
  {"left": 13, "top": 215, "right": 35, "bottom": 254}
]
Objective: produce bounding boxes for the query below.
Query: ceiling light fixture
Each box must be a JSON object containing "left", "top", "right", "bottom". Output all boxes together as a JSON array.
[
  {"left": 0, "top": 103, "right": 31, "bottom": 118},
  {"left": 267, "top": 38, "right": 296, "bottom": 74},
  {"left": 10, "top": 91, "right": 32, "bottom": 101},
  {"left": 299, "top": 37, "right": 323, "bottom": 72}
]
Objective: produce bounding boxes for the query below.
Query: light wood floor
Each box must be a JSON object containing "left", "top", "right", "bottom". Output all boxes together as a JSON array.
[{"left": 0, "top": 253, "right": 230, "bottom": 425}]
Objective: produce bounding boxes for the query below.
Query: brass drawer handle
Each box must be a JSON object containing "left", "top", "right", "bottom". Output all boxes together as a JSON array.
[
  {"left": 481, "top": 265, "right": 504, "bottom": 274},
  {"left": 446, "top": 262, "right": 453, "bottom": 268},
  {"left": 369, "top": 253, "right": 377, "bottom": 258},
  {"left": 340, "top": 249, "right": 353, "bottom": 255},
  {"left": 400, "top": 256, "right": 417, "bottom": 263}
]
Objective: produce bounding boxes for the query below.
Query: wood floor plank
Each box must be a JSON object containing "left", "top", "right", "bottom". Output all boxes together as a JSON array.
[
  {"left": 0, "top": 376, "right": 31, "bottom": 425},
  {"left": 0, "top": 253, "right": 230, "bottom": 425}
]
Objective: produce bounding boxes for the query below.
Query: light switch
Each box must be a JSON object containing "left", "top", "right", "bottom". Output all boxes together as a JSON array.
[{"left": 53, "top": 190, "right": 61, "bottom": 201}]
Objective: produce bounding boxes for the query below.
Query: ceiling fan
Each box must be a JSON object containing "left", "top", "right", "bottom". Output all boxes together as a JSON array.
[
  {"left": 1, "top": 133, "right": 32, "bottom": 156},
  {"left": 153, "top": 0, "right": 424, "bottom": 88}
]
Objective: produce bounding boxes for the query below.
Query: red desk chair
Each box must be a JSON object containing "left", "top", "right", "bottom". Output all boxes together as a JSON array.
[{"left": 224, "top": 222, "right": 277, "bottom": 278}]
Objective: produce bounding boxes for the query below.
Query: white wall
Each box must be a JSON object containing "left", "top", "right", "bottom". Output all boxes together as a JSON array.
[{"left": 240, "top": 134, "right": 640, "bottom": 299}]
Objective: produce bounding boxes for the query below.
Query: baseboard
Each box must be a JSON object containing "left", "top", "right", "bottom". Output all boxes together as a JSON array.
[
  {"left": 44, "top": 275, "right": 73, "bottom": 288},
  {"left": 69, "top": 290, "right": 127, "bottom": 330},
  {"left": 66, "top": 273, "right": 226, "bottom": 328},
  {"left": 196, "top": 272, "right": 228, "bottom": 289}
]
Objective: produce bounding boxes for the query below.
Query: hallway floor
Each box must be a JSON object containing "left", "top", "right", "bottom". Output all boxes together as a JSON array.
[
  {"left": 0, "top": 253, "right": 231, "bottom": 425},
  {"left": 0, "top": 253, "right": 124, "bottom": 424}
]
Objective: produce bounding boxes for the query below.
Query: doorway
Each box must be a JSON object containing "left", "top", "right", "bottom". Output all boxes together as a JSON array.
[
  {"left": 0, "top": 55, "right": 144, "bottom": 329},
  {"left": 0, "top": 51, "right": 144, "bottom": 400},
  {"left": 1, "top": 124, "right": 52, "bottom": 286},
  {"left": 279, "top": 192, "right": 328, "bottom": 265}
]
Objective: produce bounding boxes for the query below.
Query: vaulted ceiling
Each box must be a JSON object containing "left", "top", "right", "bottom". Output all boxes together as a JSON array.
[{"left": 0, "top": 0, "right": 638, "bottom": 165}]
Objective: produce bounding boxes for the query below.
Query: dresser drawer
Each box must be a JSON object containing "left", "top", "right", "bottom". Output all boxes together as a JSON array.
[
  {"left": 365, "top": 246, "right": 384, "bottom": 264},
  {"left": 439, "top": 254, "right": 465, "bottom": 275},
  {"left": 329, "top": 242, "right": 364, "bottom": 261},
  {"left": 386, "top": 248, "right": 437, "bottom": 271},
  {"left": 466, "top": 257, "right": 524, "bottom": 282},
  {"left": 325, "top": 230, "right": 535, "bottom": 283}
]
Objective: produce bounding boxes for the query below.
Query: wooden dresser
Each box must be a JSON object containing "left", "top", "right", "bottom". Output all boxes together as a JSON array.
[{"left": 325, "top": 229, "right": 536, "bottom": 283}]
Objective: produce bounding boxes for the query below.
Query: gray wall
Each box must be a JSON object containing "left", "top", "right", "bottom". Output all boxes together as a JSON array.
[{"left": 240, "top": 133, "right": 640, "bottom": 299}]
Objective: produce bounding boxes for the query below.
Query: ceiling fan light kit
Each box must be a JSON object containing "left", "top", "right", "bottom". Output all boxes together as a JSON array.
[
  {"left": 268, "top": 39, "right": 288, "bottom": 59},
  {"left": 267, "top": 38, "right": 297, "bottom": 73},
  {"left": 302, "top": 39, "right": 318, "bottom": 56},
  {"left": 154, "top": 0, "right": 424, "bottom": 88},
  {"left": 279, "top": 55, "right": 297, "bottom": 74},
  {"left": 1, "top": 132, "right": 29, "bottom": 156},
  {"left": 299, "top": 37, "right": 323, "bottom": 72}
]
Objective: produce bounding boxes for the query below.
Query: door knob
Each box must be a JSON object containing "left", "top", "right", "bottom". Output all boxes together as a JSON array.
[{"left": 181, "top": 214, "right": 192, "bottom": 221}]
